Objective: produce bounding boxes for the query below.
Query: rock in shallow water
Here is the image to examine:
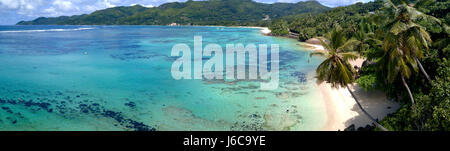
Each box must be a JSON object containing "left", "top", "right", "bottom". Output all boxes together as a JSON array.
[{"left": 263, "top": 112, "right": 301, "bottom": 131}]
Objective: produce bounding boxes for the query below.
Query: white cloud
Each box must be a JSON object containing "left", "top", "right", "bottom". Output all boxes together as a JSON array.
[
  {"left": 53, "top": 0, "right": 77, "bottom": 11},
  {"left": 43, "top": 7, "right": 58, "bottom": 16},
  {"left": 103, "top": 0, "right": 116, "bottom": 8},
  {"left": 84, "top": 0, "right": 117, "bottom": 12},
  {"left": 0, "top": 0, "right": 44, "bottom": 15},
  {"left": 318, "top": 0, "right": 369, "bottom": 7},
  {"left": 131, "top": 3, "right": 154, "bottom": 8},
  {"left": 0, "top": 0, "right": 20, "bottom": 9},
  {"left": 270, "top": 0, "right": 371, "bottom": 7}
]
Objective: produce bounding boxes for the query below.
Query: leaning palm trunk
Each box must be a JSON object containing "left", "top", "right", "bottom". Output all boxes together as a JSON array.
[
  {"left": 414, "top": 56, "right": 433, "bottom": 85},
  {"left": 346, "top": 85, "right": 389, "bottom": 131},
  {"left": 401, "top": 75, "right": 415, "bottom": 105}
]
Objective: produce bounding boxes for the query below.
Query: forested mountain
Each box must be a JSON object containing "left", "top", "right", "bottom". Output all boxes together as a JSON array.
[{"left": 17, "top": 0, "right": 330, "bottom": 26}]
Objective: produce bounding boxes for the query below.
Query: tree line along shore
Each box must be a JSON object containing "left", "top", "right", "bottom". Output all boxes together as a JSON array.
[{"left": 269, "top": 0, "right": 449, "bottom": 131}]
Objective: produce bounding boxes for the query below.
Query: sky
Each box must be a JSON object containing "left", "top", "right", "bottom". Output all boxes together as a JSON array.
[{"left": 0, "top": 0, "right": 373, "bottom": 25}]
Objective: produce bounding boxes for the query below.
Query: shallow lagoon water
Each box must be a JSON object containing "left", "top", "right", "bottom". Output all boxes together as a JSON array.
[{"left": 0, "top": 25, "right": 326, "bottom": 131}]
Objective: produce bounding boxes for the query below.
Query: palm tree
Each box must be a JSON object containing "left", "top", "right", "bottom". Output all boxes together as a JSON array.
[
  {"left": 377, "top": 32, "right": 418, "bottom": 105},
  {"left": 353, "top": 18, "right": 381, "bottom": 56},
  {"left": 381, "top": 0, "right": 442, "bottom": 85},
  {"left": 354, "top": 29, "right": 370, "bottom": 54},
  {"left": 310, "top": 27, "right": 389, "bottom": 131}
]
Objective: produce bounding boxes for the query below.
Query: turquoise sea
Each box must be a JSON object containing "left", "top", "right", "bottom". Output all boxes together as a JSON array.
[{"left": 0, "top": 25, "right": 326, "bottom": 131}]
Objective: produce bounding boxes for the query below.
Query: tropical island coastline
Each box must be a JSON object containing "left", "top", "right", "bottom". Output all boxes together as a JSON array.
[
  {"left": 3, "top": 0, "right": 449, "bottom": 131},
  {"left": 255, "top": 25, "right": 399, "bottom": 130}
]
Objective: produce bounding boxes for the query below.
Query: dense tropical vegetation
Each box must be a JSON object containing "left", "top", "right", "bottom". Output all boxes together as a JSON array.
[
  {"left": 269, "top": 0, "right": 384, "bottom": 40},
  {"left": 16, "top": 0, "right": 449, "bottom": 131},
  {"left": 17, "top": 0, "right": 329, "bottom": 26},
  {"left": 310, "top": 0, "right": 449, "bottom": 131}
]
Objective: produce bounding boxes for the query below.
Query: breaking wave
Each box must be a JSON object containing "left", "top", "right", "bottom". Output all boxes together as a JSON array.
[{"left": 0, "top": 27, "right": 94, "bottom": 33}]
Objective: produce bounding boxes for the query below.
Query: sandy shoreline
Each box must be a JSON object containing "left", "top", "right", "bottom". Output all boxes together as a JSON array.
[
  {"left": 301, "top": 43, "right": 400, "bottom": 131},
  {"left": 300, "top": 43, "right": 325, "bottom": 52},
  {"left": 260, "top": 30, "right": 399, "bottom": 130},
  {"left": 191, "top": 25, "right": 272, "bottom": 35},
  {"left": 259, "top": 27, "right": 271, "bottom": 35},
  {"left": 185, "top": 25, "right": 272, "bottom": 35}
]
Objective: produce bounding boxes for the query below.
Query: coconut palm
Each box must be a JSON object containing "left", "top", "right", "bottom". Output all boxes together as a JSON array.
[
  {"left": 381, "top": 0, "right": 442, "bottom": 85},
  {"left": 377, "top": 32, "right": 418, "bottom": 105},
  {"left": 354, "top": 29, "right": 371, "bottom": 54},
  {"left": 310, "top": 27, "right": 389, "bottom": 131},
  {"left": 353, "top": 18, "right": 381, "bottom": 56}
]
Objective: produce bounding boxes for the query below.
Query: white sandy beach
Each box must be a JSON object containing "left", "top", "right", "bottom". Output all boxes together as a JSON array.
[
  {"left": 193, "top": 25, "right": 272, "bottom": 35},
  {"left": 301, "top": 43, "right": 325, "bottom": 52},
  {"left": 303, "top": 43, "right": 400, "bottom": 130},
  {"left": 259, "top": 27, "right": 271, "bottom": 35}
]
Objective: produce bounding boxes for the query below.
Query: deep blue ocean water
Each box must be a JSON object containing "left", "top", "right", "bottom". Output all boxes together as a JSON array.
[{"left": 0, "top": 25, "right": 326, "bottom": 131}]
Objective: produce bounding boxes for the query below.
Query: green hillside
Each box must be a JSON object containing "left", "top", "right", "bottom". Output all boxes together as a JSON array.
[{"left": 17, "top": 0, "right": 330, "bottom": 26}]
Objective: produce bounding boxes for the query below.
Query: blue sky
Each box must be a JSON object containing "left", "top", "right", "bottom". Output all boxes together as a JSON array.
[{"left": 0, "top": 0, "right": 373, "bottom": 25}]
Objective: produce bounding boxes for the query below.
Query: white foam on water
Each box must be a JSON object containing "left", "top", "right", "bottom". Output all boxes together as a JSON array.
[{"left": 0, "top": 27, "right": 94, "bottom": 33}]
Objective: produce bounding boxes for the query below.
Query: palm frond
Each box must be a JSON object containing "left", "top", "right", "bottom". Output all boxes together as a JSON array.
[
  {"left": 310, "top": 51, "right": 326, "bottom": 57},
  {"left": 338, "top": 39, "right": 359, "bottom": 52},
  {"left": 316, "top": 57, "right": 333, "bottom": 83},
  {"left": 405, "top": 4, "right": 441, "bottom": 24},
  {"left": 319, "top": 38, "right": 332, "bottom": 52},
  {"left": 339, "top": 52, "right": 360, "bottom": 61}
]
